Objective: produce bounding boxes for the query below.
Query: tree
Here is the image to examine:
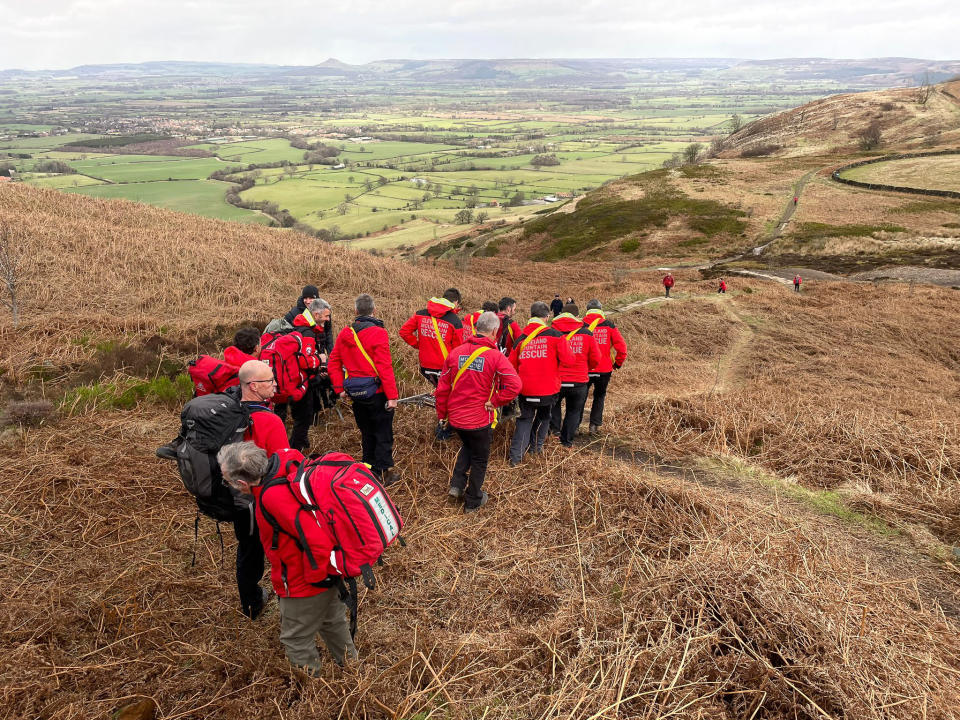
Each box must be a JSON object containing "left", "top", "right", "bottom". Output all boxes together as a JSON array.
[
  {"left": 508, "top": 191, "right": 525, "bottom": 207},
  {"left": 337, "top": 202, "right": 350, "bottom": 216},
  {"left": 475, "top": 211, "right": 489, "bottom": 223},
  {"left": 344, "top": 193, "right": 353, "bottom": 203},
  {"left": 0, "top": 222, "right": 20, "bottom": 327},
  {"left": 729, "top": 114, "right": 743, "bottom": 134},
  {"left": 857, "top": 120, "right": 883, "bottom": 150},
  {"left": 682, "top": 143, "right": 703, "bottom": 165},
  {"left": 917, "top": 71, "right": 934, "bottom": 106},
  {"left": 530, "top": 153, "right": 560, "bottom": 167},
  {"left": 454, "top": 209, "right": 474, "bottom": 224}
]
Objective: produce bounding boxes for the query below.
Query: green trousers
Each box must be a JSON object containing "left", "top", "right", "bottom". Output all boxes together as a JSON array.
[{"left": 278, "top": 591, "right": 358, "bottom": 672}]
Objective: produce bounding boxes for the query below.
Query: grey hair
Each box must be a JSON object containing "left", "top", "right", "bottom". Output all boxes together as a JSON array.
[
  {"left": 586, "top": 298, "right": 602, "bottom": 311},
  {"left": 476, "top": 310, "right": 500, "bottom": 335},
  {"left": 217, "top": 442, "right": 269, "bottom": 485},
  {"left": 308, "top": 298, "right": 330, "bottom": 313},
  {"left": 355, "top": 293, "right": 375, "bottom": 316},
  {"left": 530, "top": 301, "right": 550, "bottom": 319}
]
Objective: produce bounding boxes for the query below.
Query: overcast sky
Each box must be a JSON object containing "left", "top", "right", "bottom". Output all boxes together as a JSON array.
[{"left": 0, "top": 0, "right": 956, "bottom": 71}]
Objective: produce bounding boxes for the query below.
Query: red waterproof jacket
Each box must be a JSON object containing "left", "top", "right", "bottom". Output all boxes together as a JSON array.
[
  {"left": 435, "top": 336, "right": 522, "bottom": 430},
  {"left": 223, "top": 346, "right": 258, "bottom": 368},
  {"left": 243, "top": 403, "right": 290, "bottom": 455},
  {"left": 497, "top": 314, "right": 522, "bottom": 355},
  {"left": 663, "top": 274, "right": 675, "bottom": 288},
  {"left": 551, "top": 314, "right": 602, "bottom": 384},
  {"left": 508, "top": 319, "right": 574, "bottom": 398},
  {"left": 464, "top": 311, "right": 481, "bottom": 336},
  {"left": 327, "top": 316, "right": 399, "bottom": 400},
  {"left": 399, "top": 297, "right": 465, "bottom": 371},
  {"left": 582, "top": 310, "right": 627, "bottom": 374},
  {"left": 794, "top": 275, "right": 802, "bottom": 285},
  {"left": 719, "top": 281, "right": 728, "bottom": 292},
  {"left": 253, "top": 448, "right": 336, "bottom": 598},
  {"left": 293, "top": 311, "right": 329, "bottom": 360}
]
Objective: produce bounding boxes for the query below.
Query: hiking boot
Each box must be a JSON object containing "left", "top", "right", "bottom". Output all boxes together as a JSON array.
[
  {"left": 464, "top": 491, "right": 489, "bottom": 513},
  {"left": 448, "top": 485, "right": 464, "bottom": 503},
  {"left": 243, "top": 587, "right": 273, "bottom": 621},
  {"left": 381, "top": 469, "right": 400, "bottom": 486},
  {"left": 589, "top": 423, "right": 600, "bottom": 436},
  {"left": 155, "top": 440, "right": 179, "bottom": 460}
]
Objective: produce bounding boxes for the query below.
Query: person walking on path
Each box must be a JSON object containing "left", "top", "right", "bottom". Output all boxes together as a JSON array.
[
  {"left": 793, "top": 195, "right": 798, "bottom": 206},
  {"left": 793, "top": 274, "right": 802, "bottom": 293},
  {"left": 550, "top": 304, "right": 602, "bottom": 447},
  {"left": 550, "top": 295, "right": 564, "bottom": 318},
  {"left": 718, "top": 278, "right": 727, "bottom": 294},
  {"left": 663, "top": 273, "right": 674, "bottom": 298},
  {"left": 435, "top": 312, "right": 522, "bottom": 513},
  {"left": 328, "top": 294, "right": 400, "bottom": 486},
  {"left": 581, "top": 300, "right": 627, "bottom": 435},
  {"left": 219, "top": 442, "right": 358, "bottom": 674},
  {"left": 508, "top": 302, "right": 573, "bottom": 465}
]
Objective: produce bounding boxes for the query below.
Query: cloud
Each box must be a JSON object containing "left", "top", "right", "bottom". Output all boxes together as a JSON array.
[{"left": 0, "top": 0, "right": 956, "bottom": 70}]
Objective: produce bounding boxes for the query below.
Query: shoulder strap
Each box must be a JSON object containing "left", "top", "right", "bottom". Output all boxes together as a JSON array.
[
  {"left": 518, "top": 324, "right": 548, "bottom": 353},
  {"left": 566, "top": 328, "right": 579, "bottom": 340},
  {"left": 430, "top": 316, "right": 449, "bottom": 360},
  {"left": 350, "top": 327, "right": 379, "bottom": 377},
  {"left": 588, "top": 317, "right": 603, "bottom": 332},
  {"left": 451, "top": 347, "right": 490, "bottom": 389}
]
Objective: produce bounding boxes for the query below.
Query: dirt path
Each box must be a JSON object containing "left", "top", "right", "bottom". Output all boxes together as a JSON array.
[{"left": 751, "top": 169, "right": 816, "bottom": 256}]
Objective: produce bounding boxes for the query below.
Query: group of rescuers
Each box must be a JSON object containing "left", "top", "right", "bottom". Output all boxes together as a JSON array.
[{"left": 160, "top": 285, "right": 627, "bottom": 674}]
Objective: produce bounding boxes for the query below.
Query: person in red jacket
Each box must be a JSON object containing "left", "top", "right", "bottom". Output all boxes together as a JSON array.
[
  {"left": 582, "top": 300, "right": 628, "bottom": 435},
  {"left": 435, "top": 311, "right": 522, "bottom": 512},
  {"left": 398, "top": 288, "right": 464, "bottom": 387},
  {"left": 497, "top": 296, "right": 522, "bottom": 356},
  {"left": 328, "top": 294, "right": 400, "bottom": 485},
  {"left": 224, "top": 326, "right": 261, "bottom": 368},
  {"left": 718, "top": 278, "right": 727, "bottom": 294},
  {"left": 550, "top": 304, "right": 602, "bottom": 447},
  {"left": 793, "top": 274, "right": 802, "bottom": 293},
  {"left": 508, "top": 301, "right": 574, "bottom": 465},
  {"left": 465, "top": 301, "right": 499, "bottom": 336},
  {"left": 218, "top": 442, "right": 357, "bottom": 673},
  {"left": 663, "top": 273, "right": 675, "bottom": 298},
  {"left": 276, "top": 298, "right": 330, "bottom": 452}
]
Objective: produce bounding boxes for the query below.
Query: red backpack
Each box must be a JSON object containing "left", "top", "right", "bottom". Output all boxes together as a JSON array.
[
  {"left": 259, "top": 452, "right": 404, "bottom": 635},
  {"left": 187, "top": 355, "right": 240, "bottom": 396},
  {"left": 259, "top": 331, "right": 315, "bottom": 403}
]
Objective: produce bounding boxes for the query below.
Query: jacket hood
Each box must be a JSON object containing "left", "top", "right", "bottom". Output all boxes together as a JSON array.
[
  {"left": 551, "top": 314, "right": 583, "bottom": 332},
  {"left": 465, "top": 335, "right": 497, "bottom": 350},
  {"left": 353, "top": 315, "right": 384, "bottom": 331},
  {"left": 224, "top": 346, "right": 258, "bottom": 367},
  {"left": 583, "top": 309, "right": 605, "bottom": 321},
  {"left": 427, "top": 297, "right": 458, "bottom": 318}
]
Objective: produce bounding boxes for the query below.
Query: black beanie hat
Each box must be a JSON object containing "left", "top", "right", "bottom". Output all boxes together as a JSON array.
[{"left": 301, "top": 284, "right": 320, "bottom": 299}]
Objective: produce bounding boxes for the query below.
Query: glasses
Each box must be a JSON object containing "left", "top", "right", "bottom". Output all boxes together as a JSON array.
[{"left": 246, "top": 378, "right": 276, "bottom": 386}]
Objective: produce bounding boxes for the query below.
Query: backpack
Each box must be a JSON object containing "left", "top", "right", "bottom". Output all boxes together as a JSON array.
[
  {"left": 187, "top": 355, "right": 240, "bottom": 397},
  {"left": 258, "top": 452, "right": 404, "bottom": 636},
  {"left": 264, "top": 317, "right": 295, "bottom": 335},
  {"left": 260, "top": 331, "right": 311, "bottom": 403},
  {"left": 174, "top": 389, "right": 251, "bottom": 521}
]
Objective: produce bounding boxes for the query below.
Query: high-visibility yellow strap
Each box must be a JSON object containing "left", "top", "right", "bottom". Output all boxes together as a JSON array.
[
  {"left": 451, "top": 347, "right": 489, "bottom": 389},
  {"left": 351, "top": 328, "right": 378, "bottom": 377},
  {"left": 566, "top": 328, "right": 579, "bottom": 340},
  {"left": 430, "top": 316, "right": 449, "bottom": 360},
  {"left": 518, "top": 324, "right": 548, "bottom": 353},
  {"left": 467, "top": 314, "right": 476, "bottom": 335},
  {"left": 303, "top": 309, "right": 316, "bottom": 326},
  {"left": 588, "top": 317, "right": 603, "bottom": 332}
]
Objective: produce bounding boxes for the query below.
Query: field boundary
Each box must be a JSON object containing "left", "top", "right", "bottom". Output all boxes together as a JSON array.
[{"left": 831, "top": 148, "right": 960, "bottom": 198}]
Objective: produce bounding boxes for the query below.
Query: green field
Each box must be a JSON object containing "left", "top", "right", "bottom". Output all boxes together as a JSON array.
[
  {"left": 69, "top": 155, "right": 227, "bottom": 182},
  {"left": 65, "top": 180, "right": 270, "bottom": 223},
  {"left": 840, "top": 156, "right": 960, "bottom": 193}
]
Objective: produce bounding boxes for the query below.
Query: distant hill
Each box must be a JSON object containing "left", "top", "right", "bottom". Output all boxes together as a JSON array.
[{"left": 4, "top": 57, "right": 960, "bottom": 87}]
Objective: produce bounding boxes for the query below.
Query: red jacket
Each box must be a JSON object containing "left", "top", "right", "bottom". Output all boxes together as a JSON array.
[
  {"left": 464, "top": 311, "right": 481, "bottom": 336},
  {"left": 253, "top": 448, "right": 336, "bottom": 598},
  {"left": 663, "top": 275, "right": 675, "bottom": 288},
  {"left": 243, "top": 404, "right": 290, "bottom": 455},
  {"left": 794, "top": 276, "right": 802, "bottom": 285},
  {"left": 327, "top": 316, "right": 399, "bottom": 400},
  {"left": 435, "top": 336, "right": 522, "bottom": 430},
  {"left": 508, "top": 319, "right": 574, "bottom": 398},
  {"left": 551, "top": 314, "right": 602, "bottom": 384},
  {"left": 719, "top": 281, "right": 727, "bottom": 291},
  {"left": 497, "top": 314, "right": 522, "bottom": 356},
  {"left": 399, "top": 297, "right": 465, "bottom": 371},
  {"left": 223, "top": 346, "right": 258, "bottom": 368},
  {"left": 582, "top": 310, "right": 627, "bottom": 374},
  {"left": 293, "top": 311, "right": 329, "bottom": 360}
]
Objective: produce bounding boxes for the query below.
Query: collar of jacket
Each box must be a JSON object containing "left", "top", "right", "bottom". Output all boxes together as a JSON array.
[
  {"left": 429, "top": 296, "right": 456, "bottom": 310},
  {"left": 528, "top": 317, "right": 547, "bottom": 326},
  {"left": 354, "top": 315, "right": 384, "bottom": 329},
  {"left": 552, "top": 312, "right": 579, "bottom": 323},
  {"left": 467, "top": 335, "right": 497, "bottom": 349},
  {"left": 584, "top": 310, "right": 605, "bottom": 319}
]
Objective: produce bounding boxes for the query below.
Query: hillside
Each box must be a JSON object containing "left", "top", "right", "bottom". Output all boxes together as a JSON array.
[{"left": 2, "top": 186, "right": 960, "bottom": 718}]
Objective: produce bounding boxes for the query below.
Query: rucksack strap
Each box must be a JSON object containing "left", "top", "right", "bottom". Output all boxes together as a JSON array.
[
  {"left": 350, "top": 327, "right": 379, "bottom": 377},
  {"left": 566, "top": 328, "right": 579, "bottom": 340},
  {"left": 588, "top": 317, "right": 603, "bottom": 332},
  {"left": 430, "top": 316, "right": 449, "bottom": 360},
  {"left": 518, "top": 324, "right": 548, "bottom": 353}
]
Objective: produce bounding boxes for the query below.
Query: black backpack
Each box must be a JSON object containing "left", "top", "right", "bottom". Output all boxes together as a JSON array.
[{"left": 174, "top": 388, "right": 252, "bottom": 521}]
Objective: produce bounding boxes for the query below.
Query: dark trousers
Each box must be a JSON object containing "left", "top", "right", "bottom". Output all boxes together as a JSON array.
[
  {"left": 351, "top": 392, "right": 395, "bottom": 473},
  {"left": 509, "top": 395, "right": 556, "bottom": 463},
  {"left": 276, "top": 392, "right": 315, "bottom": 452},
  {"left": 451, "top": 426, "right": 493, "bottom": 508},
  {"left": 233, "top": 501, "right": 265, "bottom": 617},
  {"left": 794, "top": 284, "right": 801, "bottom": 293},
  {"left": 419, "top": 367, "right": 441, "bottom": 388},
  {"left": 587, "top": 372, "right": 612, "bottom": 427},
  {"left": 550, "top": 383, "right": 589, "bottom": 446},
  {"left": 665, "top": 286, "right": 671, "bottom": 297}
]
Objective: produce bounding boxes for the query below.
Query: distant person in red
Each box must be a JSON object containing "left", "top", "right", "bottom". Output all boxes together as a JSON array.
[
  {"left": 465, "top": 301, "right": 499, "bottom": 336},
  {"left": 718, "top": 278, "right": 727, "bottom": 294},
  {"left": 794, "top": 275, "right": 802, "bottom": 293},
  {"left": 399, "top": 288, "right": 464, "bottom": 388},
  {"left": 663, "top": 273, "right": 674, "bottom": 298},
  {"left": 435, "top": 312, "right": 522, "bottom": 513},
  {"left": 793, "top": 196, "right": 798, "bottom": 206},
  {"left": 582, "top": 300, "right": 627, "bottom": 435},
  {"left": 550, "top": 304, "right": 602, "bottom": 447}
]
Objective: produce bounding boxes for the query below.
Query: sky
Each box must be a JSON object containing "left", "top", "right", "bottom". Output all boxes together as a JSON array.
[{"left": 0, "top": 0, "right": 956, "bottom": 71}]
